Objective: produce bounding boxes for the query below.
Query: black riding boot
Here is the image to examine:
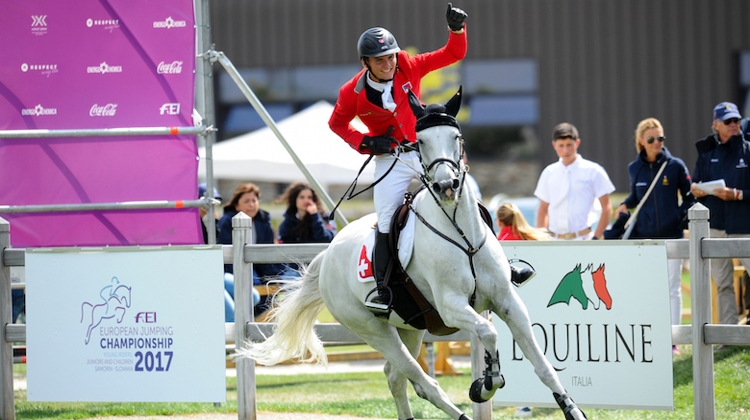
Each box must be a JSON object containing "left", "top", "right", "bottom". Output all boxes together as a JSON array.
[
  {"left": 509, "top": 262, "right": 535, "bottom": 288},
  {"left": 365, "top": 229, "right": 392, "bottom": 313}
]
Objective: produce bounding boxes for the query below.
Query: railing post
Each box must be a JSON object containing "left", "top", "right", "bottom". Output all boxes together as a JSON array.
[
  {"left": 688, "top": 203, "right": 714, "bottom": 420},
  {"left": 471, "top": 310, "right": 492, "bottom": 420},
  {"left": 232, "top": 212, "right": 256, "bottom": 420},
  {"left": 0, "top": 217, "right": 15, "bottom": 420}
]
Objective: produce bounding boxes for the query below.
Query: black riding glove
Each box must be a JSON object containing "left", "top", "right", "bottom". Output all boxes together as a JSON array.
[
  {"left": 446, "top": 3, "right": 467, "bottom": 31},
  {"left": 362, "top": 134, "right": 395, "bottom": 155}
]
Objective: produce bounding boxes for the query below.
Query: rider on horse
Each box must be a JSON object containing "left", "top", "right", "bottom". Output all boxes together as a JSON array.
[{"left": 329, "top": 4, "right": 532, "bottom": 313}]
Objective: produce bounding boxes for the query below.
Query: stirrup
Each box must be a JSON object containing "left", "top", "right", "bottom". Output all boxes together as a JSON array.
[
  {"left": 364, "top": 287, "right": 392, "bottom": 313},
  {"left": 509, "top": 259, "right": 536, "bottom": 288}
]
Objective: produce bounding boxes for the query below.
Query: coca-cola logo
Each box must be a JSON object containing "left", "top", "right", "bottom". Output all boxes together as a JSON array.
[
  {"left": 157, "top": 61, "right": 183, "bottom": 74},
  {"left": 90, "top": 103, "right": 117, "bottom": 116}
]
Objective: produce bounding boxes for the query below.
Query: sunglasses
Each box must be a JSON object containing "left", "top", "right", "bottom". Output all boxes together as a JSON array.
[
  {"left": 723, "top": 118, "right": 740, "bottom": 125},
  {"left": 646, "top": 136, "right": 665, "bottom": 144}
]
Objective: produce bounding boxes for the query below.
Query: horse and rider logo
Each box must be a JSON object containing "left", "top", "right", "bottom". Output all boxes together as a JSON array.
[
  {"left": 548, "top": 263, "right": 613, "bottom": 310},
  {"left": 80, "top": 276, "right": 132, "bottom": 344}
]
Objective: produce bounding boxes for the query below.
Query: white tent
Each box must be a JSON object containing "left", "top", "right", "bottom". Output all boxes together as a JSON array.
[{"left": 198, "top": 101, "right": 374, "bottom": 186}]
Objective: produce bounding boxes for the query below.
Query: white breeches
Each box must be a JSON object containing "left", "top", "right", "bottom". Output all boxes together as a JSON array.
[{"left": 373, "top": 151, "right": 423, "bottom": 233}]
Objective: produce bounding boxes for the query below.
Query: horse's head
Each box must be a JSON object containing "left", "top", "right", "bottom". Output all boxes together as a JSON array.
[{"left": 408, "top": 87, "right": 464, "bottom": 202}]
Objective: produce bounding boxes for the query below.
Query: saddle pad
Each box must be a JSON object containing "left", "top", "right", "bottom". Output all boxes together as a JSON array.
[{"left": 356, "top": 210, "right": 416, "bottom": 283}]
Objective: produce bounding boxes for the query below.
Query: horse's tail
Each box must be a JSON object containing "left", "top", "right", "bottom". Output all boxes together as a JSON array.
[
  {"left": 80, "top": 302, "right": 93, "bottom": 324},
  {"left": 234, "top": 250, "right": 328, "bottom": 366}
]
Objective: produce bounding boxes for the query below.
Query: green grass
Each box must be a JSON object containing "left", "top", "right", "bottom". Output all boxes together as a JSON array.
[{"left": 12, "top": 346, "right": 750, "bottom": 419}]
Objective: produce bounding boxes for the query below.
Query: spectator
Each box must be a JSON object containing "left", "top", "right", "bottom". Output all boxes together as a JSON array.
[
  {"left": 198, "top": 182, "right": 221, "bottom": 244},
  {"left": 690, "top": 102, "right": 750, "bottom": 345},
  {"left": 535, "top": 122, "right": 615, "bottom": 241},
  {"left": 275, "top": 182, "right": 337, "bottom": 277},
  {"left": 495, "top": 202, "right": 546, "bottom": 419},
  {"left": 495, "top": 202, "right": 550, "bottom": 241},
  {"left": 276, "top": 182, "right": 336, "bottom": 245},
  {"left": 199, "top": 183, "right": 260, "bottom": 322},
  {"left": 12, "top": 288, "right": 24, "bottom": 323},
  {"left": 217, "top": 183, "right": 281, "bottom": 317},
  {"left": 328, "top": 4, "right": 468, "bottom": 312},
  {"left": 615, "top": 118, "right": 694, "bottom": 355}
]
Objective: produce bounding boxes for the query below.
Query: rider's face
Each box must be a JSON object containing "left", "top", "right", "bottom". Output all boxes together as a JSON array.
[{"left": 364, "top": 53, "right": 397, "bottom": 81}]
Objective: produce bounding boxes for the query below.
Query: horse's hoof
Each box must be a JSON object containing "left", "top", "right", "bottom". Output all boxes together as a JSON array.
[
  {"left": 554, "top": 391, "right": 587, "bottom": 420},
  {"left": 468, "top": 374, "right": 504, "bottom": 403}
]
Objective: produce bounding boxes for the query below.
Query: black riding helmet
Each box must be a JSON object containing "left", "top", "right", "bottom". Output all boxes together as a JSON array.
[{"left": 357, "top": 27, "right": 400, "bottom": 59}]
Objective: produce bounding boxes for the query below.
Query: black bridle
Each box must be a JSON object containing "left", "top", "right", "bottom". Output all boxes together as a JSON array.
[{"left": 411, "top": 122, "right": 488, "bottom": 287}]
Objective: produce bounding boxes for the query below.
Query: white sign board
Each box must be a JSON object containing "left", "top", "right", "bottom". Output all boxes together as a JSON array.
[
  {"left": 26, "top": 246, "right": 226, "bottom": 402},
  {"left": 493, "top": 241, "right": 674, "bottom": 410}
]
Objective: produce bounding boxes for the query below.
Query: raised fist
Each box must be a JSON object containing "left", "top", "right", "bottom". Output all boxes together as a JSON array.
[{"left": 446, "top": 3, "right": 467, "bottom": 31}]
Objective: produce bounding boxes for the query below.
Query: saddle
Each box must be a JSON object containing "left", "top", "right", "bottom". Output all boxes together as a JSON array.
[{"left": 382, "top": 191, "right": 495, "bottom": 336}]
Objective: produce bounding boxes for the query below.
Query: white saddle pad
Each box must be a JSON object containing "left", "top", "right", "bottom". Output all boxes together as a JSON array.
[{"left": 356, "top": 207, "right": 417, "bottom": 283}]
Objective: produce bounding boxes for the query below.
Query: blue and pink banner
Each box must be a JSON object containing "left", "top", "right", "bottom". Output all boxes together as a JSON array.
[{"left": 0, "top": 0, "right": 201, "bottom": 247}]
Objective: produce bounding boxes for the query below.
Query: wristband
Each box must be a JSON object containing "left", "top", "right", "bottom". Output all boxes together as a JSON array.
[
  {"left": 735, "top": 188, "right": 740, "bottom": 201},
  {"left": 739, "top": 189, "right": 744, "bottom": 201}
]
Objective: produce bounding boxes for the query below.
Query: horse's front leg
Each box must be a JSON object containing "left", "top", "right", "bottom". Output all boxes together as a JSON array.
[
  {"left": 495, "top": 289, "right": 588, "bottom": 420},
  {"left": 436, "top": 293, "right": 505, "bottom": 403}
]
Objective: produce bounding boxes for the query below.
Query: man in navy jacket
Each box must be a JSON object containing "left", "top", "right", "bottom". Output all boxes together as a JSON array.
[{"left": 690, "top": 102, "right": 750, "bottom": 332}]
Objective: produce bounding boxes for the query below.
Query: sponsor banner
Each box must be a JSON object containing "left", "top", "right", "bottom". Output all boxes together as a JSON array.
[
  {"left": 0, "top": 0, "right": 195, "bottom": 129},
  {"left": 0, "top": 0, "right": 200, "bottom": 247},
  {"left": 493, "top": 241, "right": 673, "bottom": 410},
  {"left": 26, "top": 246, "right": 226, "bottom": 402}
]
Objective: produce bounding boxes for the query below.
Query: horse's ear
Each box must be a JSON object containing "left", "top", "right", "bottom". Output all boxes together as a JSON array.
[
  {"left": 444, "top": 86, "right": 462, "bottom": 118},
  {"left": 408, "top": 89, "right": 425, "bottom": 120}
]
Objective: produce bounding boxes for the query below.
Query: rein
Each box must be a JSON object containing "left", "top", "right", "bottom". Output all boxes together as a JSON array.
[{"left": 327, "top": 133, "right": 416, "bottom": 222}]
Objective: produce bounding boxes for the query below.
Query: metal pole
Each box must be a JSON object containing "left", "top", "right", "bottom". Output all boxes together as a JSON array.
[
  {"left": 470, "top": 310, "right": 492, "bottom": 420},
  {"left": 194, "top": 0, "right": 218, "bottom": 245},
  {"left": 208, "top": 51, "right": 348, "bottom": 228},
  {"left": 0, "top": 199, "right": 208, "bottom": 214},
  {"left": 232, "top": 212, "right": 256, "bottom": 420},
  {"left": 688, "top": 203, "right": 714, "bottom": 420},
  {"left": 0, "top": 217, "right": 16, "bottom": 420},
  {"left": 0, "top": 125, "right": 207, "bottom": 138}
]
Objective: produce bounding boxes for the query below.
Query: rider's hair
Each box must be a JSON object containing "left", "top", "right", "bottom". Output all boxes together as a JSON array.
[
  {"left": 495, "top": 202, "right": 550, "bottom": 241},
  {"left": 225, "top": 183, "right": 261, "bottom": 212}
]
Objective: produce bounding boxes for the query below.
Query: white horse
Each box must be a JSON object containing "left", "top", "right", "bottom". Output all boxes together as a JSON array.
[{"left": 237, "top": 88, "right": 587, "bottom": 420}]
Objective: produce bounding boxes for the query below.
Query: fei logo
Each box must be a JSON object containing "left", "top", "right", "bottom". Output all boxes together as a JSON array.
[
  {"left": 80, "top": 277, "right": 132, "bottom": 344},
  {"left": 547, "top": 263, "right": 612, "bottom": 310},
  {"left": 160, "top": 103, "right": 180, "bottom": 115}
]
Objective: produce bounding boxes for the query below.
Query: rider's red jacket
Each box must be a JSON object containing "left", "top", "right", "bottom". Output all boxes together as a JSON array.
[{"left": 329, "top": 29, "right": 467, "bottom": 155}]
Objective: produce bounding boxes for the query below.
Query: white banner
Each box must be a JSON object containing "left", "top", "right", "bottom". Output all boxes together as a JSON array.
[
  {"left": 493, "top": 241, "right": 674, "bottom": 410},
  {"left": 26, "top": 246, "right": 226, "bottom": 402}
]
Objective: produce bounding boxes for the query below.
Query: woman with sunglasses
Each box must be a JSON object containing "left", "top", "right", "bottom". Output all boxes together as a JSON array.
[{"left": 615, "top": 118, "right": 693, "bottom": 354}]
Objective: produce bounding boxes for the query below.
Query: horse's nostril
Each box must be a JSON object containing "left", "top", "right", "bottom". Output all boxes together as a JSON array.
[
  {"left": 432, "top": 183, "right": 442, "bottom": 193},
  {"left": 451, "top": 178, "right": 459, "bottom": 189}
]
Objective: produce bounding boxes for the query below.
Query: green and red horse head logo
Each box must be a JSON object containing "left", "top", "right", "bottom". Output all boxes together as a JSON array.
[{"left": 548, "top": 263, "right": 612, "bottom": 310}]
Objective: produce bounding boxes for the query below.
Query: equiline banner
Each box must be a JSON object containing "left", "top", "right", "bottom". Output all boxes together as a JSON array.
[
  {"left": 493, "top": 241, "right": 674, "bottom": 411},
  {"left": 0, "top": 0, "right": 200, "bottom": 247}
]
